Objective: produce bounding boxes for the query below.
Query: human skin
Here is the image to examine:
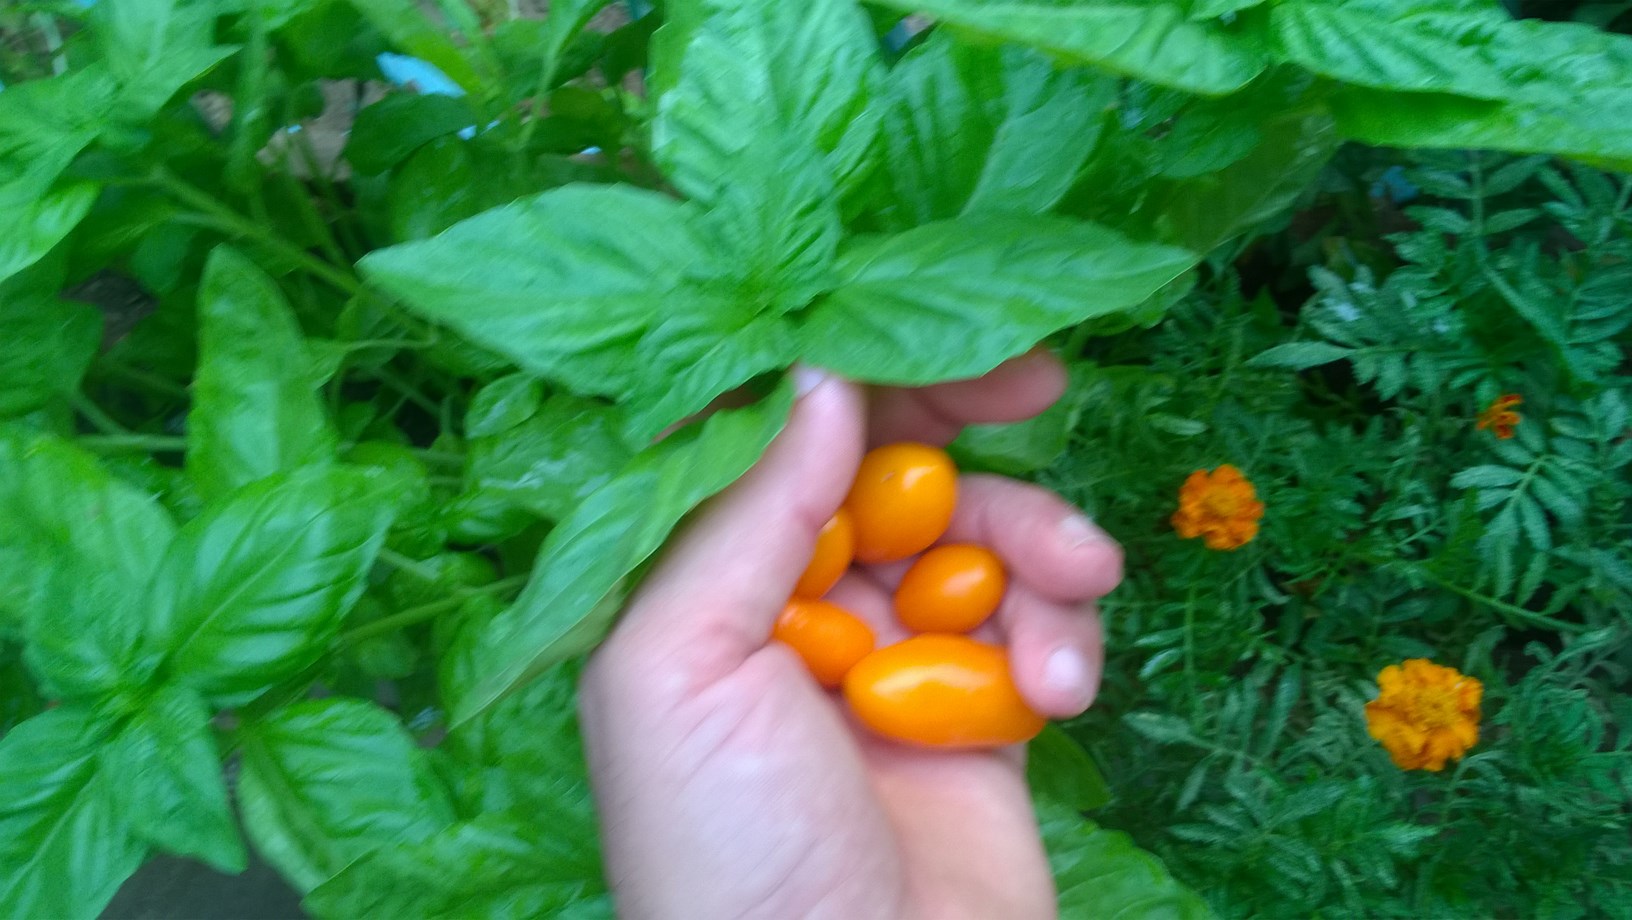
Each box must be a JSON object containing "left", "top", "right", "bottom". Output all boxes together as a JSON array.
[{"left": 579, "top": 352, "right": 1123, "bottom": 920}]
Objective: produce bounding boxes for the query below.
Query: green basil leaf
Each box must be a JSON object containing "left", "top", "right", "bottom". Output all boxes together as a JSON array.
[
  {"left": 880, "top": 33, "right": 1114, "bottom": 228},
  {"left": 0, "top": 707, "right": 146, "bottom": 919},
  {"left": 0, "top": 182, "right": 100, "bottom": 287},
  {"left": 0, "top": 429, "right": 176, "bottom": 587},
  {"left": 653, "top": 0, "right": 872, "bottom": 320},
  {"left": 620, "top": 312, "right": 799, "bottom": 444},
  {"left": 688, "top": 129, "right": 842, "bottom": 318},
  {"left": 304, "top": 814, "right": 611, "bottom": 920},
  {"left": 464, "top": 395, "right": 634, "bottom": 523},
  {"left": 0, "top": 429, "right": 176, "bottom": 699},
  {"left": 89, "top": 0, "right": 217, "bottom": 83},
  {"left": 354, "top": 657, "right": 612, "bottom": 917},
  {"left": 187, "top": 246, "right": 339, "bottom": 500},
  {"left": 522, "top": 0, "right": 613, "bottom": 99},
  {"left": 22, "top": 562, "right": 149, "bottom": 706},
  {"left": 1129, "top": 106, "right": 1340, "bottom": 253},
  {"left": 875, "top": 0, "right": 1267, "bottom": 95},
  {"left": 1329, "top": 87, "right": 1632, "bottom": 171},
  {"left": 951, "top": 361, "right": 1090, "bottom": 476},
  {"left": 801, "top": 216, "right": 1196, "bottom": 385},
  {"left": 0, "top": 67, "right": 111, "bottom": 167},
  {"left": 100, "top": 685, "right": 244, "bottom": 873},
  {"left": 0, "top": 296, "right": 101, "bottom": 419},
  {"left": 344, "top": 93, "right": 482, "bottom": 175},
  {"left": 1304, "top": 8, "right": 1632, "bottom": 167},
  {"left": 0, "top": 71, "right": 112, "bottom": 287},
  {"left": 364, "top": 184, "right": 785, "bottom": 436},
  {"left": 1190, "top": 0, "right": 1266, "bottom": 19},
  {"left": 141, "top": 466, "right": 396, "bottom": 707},
  {"left": 1038, "top": 799, "right": 1215, "bottom": 919},
  {"left": 226, "top": 0, "right": 324, "bottom": 31},
  {"left": 89, "top": 0, "right": 236, "bottom": 120},
  {"left": 238, "top": 698, "right": 457, "bottom": 894},
  {"left": 442, "top": 656, "right": 596, "bottom": 820},
  {"left": 464, "top": 373, "right": 545, "bottom": 439},
  {"left": 1028, "top": 725, "right": 1112, "bottom": 811},
  {"left": 1270, "top": 1, "right": 1516, "bottom": 100},
  {"left": 540, "top": 0, "right": 614, "bottom": 54},
  {"left": 653, "top": 0, "right": 882, "bottom": 205},
  {"left": 384, "top": 136, "right": 602, "bottom": 244},
  {"left": 448, "top": 384, "right": 794, "bottom": 724},
  {"left": 361, "top": 185, "right": 729, "bottom": 399}
]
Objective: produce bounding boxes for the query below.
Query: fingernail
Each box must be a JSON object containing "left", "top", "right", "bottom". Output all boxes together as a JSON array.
[
  {"left": 793, "top": 364, "right": 828, "bottom": 397},
  {"left": 1059, "top": 512, "right": 1112, "bottom": 549},
  {"left": 1044, "top": 645, "right": 1097, "bottom": 711}
]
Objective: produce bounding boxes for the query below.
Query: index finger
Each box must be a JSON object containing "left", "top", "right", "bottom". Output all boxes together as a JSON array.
[{"left": 866, "top": 348, "right": 1067, "bottom": 447}]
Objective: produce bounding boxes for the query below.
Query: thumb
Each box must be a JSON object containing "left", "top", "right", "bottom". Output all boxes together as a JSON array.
[{"left": 609, "top": 368, "right": 866, "bottom": 678}]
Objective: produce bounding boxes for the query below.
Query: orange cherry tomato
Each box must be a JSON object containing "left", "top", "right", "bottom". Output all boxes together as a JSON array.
[
  {"left": 842, "top": 634, "right": 1044, "bottom": 748},
  {"left": 772, "top": 598, "right": 876, "bottom": 689},
  {"left": 894, "top": 544, "right": 1007, "bottom": 633},
  {"left": 794, "top": 509, "right": 854, "bottom": 599},
  {"left": 844, "top": 442, "right": 957, "bottom": 564}
]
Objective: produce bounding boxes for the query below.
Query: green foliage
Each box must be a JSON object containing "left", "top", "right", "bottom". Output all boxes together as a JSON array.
[
  {"left": 238, "top": 697, "right": 458, "bottom": 893},
  {"left": 0, "top": 0, "right": 1628, "bottom": 916},
  {"left": 1033, "top": 145, "right": 1632, "bottom": 917},
  {"left": 446, "top": 383, "right": 793, "bottom": 722},
  {"left": 188, "top": 246, "right": 339, "bottom": 499}
]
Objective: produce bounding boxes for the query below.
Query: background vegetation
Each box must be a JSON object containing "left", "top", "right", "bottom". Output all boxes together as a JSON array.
[{"left": 1, "top": 1, "right": 1629, "bottom": 917}]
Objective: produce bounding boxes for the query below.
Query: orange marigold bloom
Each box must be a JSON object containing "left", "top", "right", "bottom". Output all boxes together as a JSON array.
[
  {"left": 1171, "top": 464, "right": 1264, "bottom": 551},
  {"left": 1365, "top": 659, "right": 1482, "bottom": 772},
  {"left": 1476, "top": 393, "right": 1522, "bottom": 440}
]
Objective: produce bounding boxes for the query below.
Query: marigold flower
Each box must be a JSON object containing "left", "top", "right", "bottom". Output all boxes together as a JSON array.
[
  {"left": 1476, "top": 393, "right": 1522, "bottom": 439},
  {"left": 1365, "top": 659, "right": 1482, "bottom": 772},
  {"left": 1171, "top": 464, "right": 1264, "bottom": 551}
]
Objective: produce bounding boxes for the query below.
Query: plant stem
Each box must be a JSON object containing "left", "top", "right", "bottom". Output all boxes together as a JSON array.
[
  {"left": 514, "top": 45, "right": 562, "bottom": 154},
  {"left": 1414, "top": 567, "right": 1585, "bottom": 633},
  {"left": 340, "top": 575, "right": 528, "bottom": 646},
  {"left": 373, "top": 366, "right": 443, "bottom": 417},
  {"left": 78, "top": 434, "right": 189, "bottom": 454},
  {"left": 378, "top": 547, "right": 440, "bottom": 580},
  {"left": 154, "top": 170, "right": 365, "bottom": 298},
  {"left": 414, "top": 449, "right": 466, "bottom": 469},
  {"left": 72, "top": 394, "right": 128, "bottom": 435},
  {"left": 95, "top": 358, "right": 190, "bottom": 399}
]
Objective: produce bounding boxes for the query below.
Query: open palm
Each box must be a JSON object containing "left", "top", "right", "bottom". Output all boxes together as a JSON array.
[{"left": 579, "top": 354, "right": 1122, "bottom": 920}]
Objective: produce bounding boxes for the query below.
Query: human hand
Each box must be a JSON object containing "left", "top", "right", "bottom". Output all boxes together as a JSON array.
[{"left": 579, "top": 352, "right": 1123, "bottom": 920}]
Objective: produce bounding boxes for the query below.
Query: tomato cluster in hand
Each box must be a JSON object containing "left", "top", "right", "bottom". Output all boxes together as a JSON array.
[{"left": 770, "top": 442, "right": 1044, "bottom": 750}]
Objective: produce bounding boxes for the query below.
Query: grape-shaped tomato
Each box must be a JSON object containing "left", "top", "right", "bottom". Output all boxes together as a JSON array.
[
  {"left": 844, "top": 442, "right": 957, "bottom": 564},
  {"left": 772, "top": 598, "right": 876, "bottom": 689},
  {"left": 843, "top": 634, "right": 1044, "bottom": 748},
  {"left": 794, "top": 509, "right": 854, "bottom": 599},
  {"left": 894, "top": 544, "right": 1007, "bottom": 633}
]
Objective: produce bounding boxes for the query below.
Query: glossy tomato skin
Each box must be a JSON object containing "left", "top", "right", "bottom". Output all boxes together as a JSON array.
[
  {"left": 794, "top": 509, "right": 854, "bottom": 599},
  {"left": 844, "top": 443, "right": 957, "bottom": 564},
  {"left": 843, "top": 635, "right": 1044, "bottom": 748},
  {"left": 894, "top": 543, "right": 1007, "bottom": 633},
  {"left": 773, "top": 598, "right": 876, "bottom": 689}
]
